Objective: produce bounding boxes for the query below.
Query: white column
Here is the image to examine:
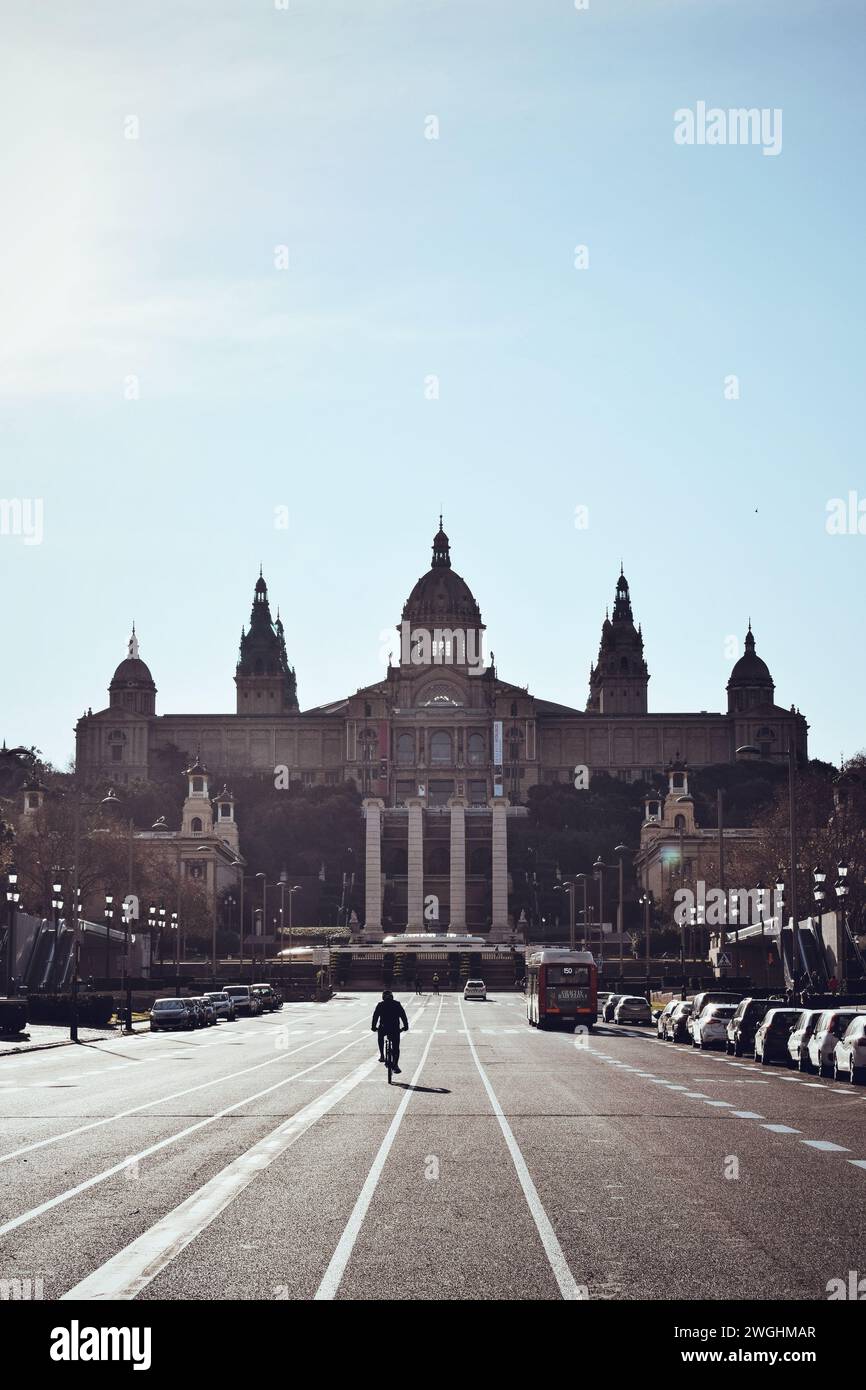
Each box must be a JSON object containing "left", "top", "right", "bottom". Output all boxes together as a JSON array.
[
  {"left": 489, "top": 796, "right": 510, "bottom": 941},
  {"left": 363, "top": 798, "right": 384, "bottom": 940},
  {"left": 448, "top": 796, "right": 467, "bottom": 930},
  {"left": 407, "top": 797, "right": 424, "bottom": 930}
]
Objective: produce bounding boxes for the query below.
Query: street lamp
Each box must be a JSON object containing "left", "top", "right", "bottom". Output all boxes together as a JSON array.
[
  {"left": 4, "top": 868, "right": 21, "bottom": 997},
  {"left": 51, "top": 876, "right": 64, "bottom": 991},
  {"left": 739, "top": 741, "right": 801, "bottom": 995},
  {"left": 554, "top": 882, "right": 576, "bottom": 950},
  {"left": 104, "top": 893, "right": 114, "bottom": 981},
  {"left": 638, "top": 889, "right": 653, "bottom": 996},
  {"left": 255, "top": 873, "right": 268, "bottom": 984},
  {"left": 614, "top": 843, "right": 629, "bottom": 969}
]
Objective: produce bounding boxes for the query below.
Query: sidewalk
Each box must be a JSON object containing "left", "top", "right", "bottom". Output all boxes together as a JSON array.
[{"left": 0, "top": 1020, "right": 150, "bottom": 1058}]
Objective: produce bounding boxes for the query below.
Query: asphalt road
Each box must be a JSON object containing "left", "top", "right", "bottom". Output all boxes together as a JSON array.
[{"left": 1, "top": 991, "right": 864, "bottom": 1302}]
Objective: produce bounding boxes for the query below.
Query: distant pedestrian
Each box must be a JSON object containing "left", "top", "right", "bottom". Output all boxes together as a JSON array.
[
  {"left": 414, "top": 975, "right": 422, "bottom": 995},
  {"left": 827, "top": 974, "right": 838, "bottom": 993}
]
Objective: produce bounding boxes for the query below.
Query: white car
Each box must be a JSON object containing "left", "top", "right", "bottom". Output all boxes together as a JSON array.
[
  {"left": 204, "top": 990, "right": 236, "bottom": 1021},
  {"left": 463, "top": 979, "right": 486, "bottom": 1001},
  {"left": 786, "top": 1008, "right": 823, "bottom": 1069},
  {"left": 613, "top": 995, "right": 652, "bottom": 1025},
  {"left": 691, "top": 1003, "right": 737, "bottom": 1049},
  {"left": 833, "top": 1016, "right": 866, "bottom": 1083},
  {"left": 807, "top": 1008, "right": 866, "bottom": 1077}
]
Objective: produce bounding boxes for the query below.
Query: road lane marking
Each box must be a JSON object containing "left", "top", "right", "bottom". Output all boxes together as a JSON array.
[
  {"left": 731, "top": 1111, "right": 765, "bottom": 1119},
  {"left": 60, "top": 1053, "right": 381, "bottom": 1301},
  {"left": 0, "top": 1031, "right": 376, "bottom": 1241},
  {"left": 0, "top": 1015, "right": 370, "bottom": 1167},
  {"left": 761, "top": 1124, "right": 800, "bottom": 1134},
  {"left": 848, "top": 1160, "right": 866, "bottom": 1170},
  {"left": 314, "top": 998, "right": 444, "bottom": 1301},
  {"left": 799, "top": 1139, "right": 850, "bottom": 1152},
  {"left": 455, "top": 996, "right": 585, "bottom": 1301}
]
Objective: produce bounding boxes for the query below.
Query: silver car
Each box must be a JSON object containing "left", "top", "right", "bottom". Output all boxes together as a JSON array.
[
  {"left": 204, "top": 990, "right": 236, "bottom": 1021},
  {"left": 613, "top": 995, "right": 652, "bottom": 1025}
]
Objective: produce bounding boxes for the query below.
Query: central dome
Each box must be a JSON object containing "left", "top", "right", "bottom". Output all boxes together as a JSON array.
[{"left": 401, "top": 522, "right": 483, "bottom": 628}]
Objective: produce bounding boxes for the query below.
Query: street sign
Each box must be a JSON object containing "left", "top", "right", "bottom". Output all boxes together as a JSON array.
[{"left": 718, "top": 952, "right": 732, "bottom": 966}]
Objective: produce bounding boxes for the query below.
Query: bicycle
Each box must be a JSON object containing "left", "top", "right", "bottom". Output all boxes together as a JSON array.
[{"left": 384, "top": 1033, "right": 395, "bottom": 1084}]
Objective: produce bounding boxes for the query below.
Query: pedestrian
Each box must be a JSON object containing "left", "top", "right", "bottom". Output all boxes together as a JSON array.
[
  {"left": 414, "top": 974, "right": 422, "bottom": 996},
  {"left": 827, "top": 974, "right": 838, "bottom": 993}
]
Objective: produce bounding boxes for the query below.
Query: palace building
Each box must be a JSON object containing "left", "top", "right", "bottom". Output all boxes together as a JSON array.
[{"left": 73, "top": 522, "right": 808, "bottom": 938}]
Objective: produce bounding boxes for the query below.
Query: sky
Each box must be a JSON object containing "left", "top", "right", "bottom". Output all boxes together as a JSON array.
[{"left": 1, "top": 0, "right": 864, "bottom": 769}]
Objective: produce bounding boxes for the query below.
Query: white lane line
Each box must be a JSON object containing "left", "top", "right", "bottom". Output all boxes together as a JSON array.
[
  {"left": 848, "top": 1160, "right": 866, "bottom": 1170},
  {"left": 454, "top": 995, "right": 585, "bottom": 1302},
  {"left": 731, "top": 1111, "right": 765, "bottom": 1119},
  {"left": 0, "top": 1031, "right": 372, "bottom": 1241},
  {"left": 800, "top": 1139, "right": 850, "bottom": 1153},
  {"left": 61, "top": 1053, "right": 381, "bottom": 1301},
  {"left": 314, "top": 998, "right": 444, "bottom": 1301},
  {"left": 0, "top": 1016, "right": 366, "bottom": 1167},
  {"left": 761, "top": 1124, "right": 801, "bottom": 1134},
  {"left": 704, "top": 1100, "right": 732, "bottom": 1108}
]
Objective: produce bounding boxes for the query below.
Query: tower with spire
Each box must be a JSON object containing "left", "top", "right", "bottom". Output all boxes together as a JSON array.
[
  {"left": 586, "top": 567, "right": 649, "bottom": 714},
  {"left": 235, "top": 570, "right": 299, "bottom": 714}
]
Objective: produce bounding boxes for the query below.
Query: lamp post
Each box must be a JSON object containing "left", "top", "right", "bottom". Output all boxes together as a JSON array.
[
  {"left": 614, "top": 844, "right": 629, "bottom": 969},
  {"left": 104, "top": 893, "right": 114, "bottom": 981},
  {"left": 593, "top": 857, "right": 606, "bottom": 971},
  {"left": 170, "top": 911, "right": 179, "bottom": 993},
  {"left": 51, "top": 877, "right": 64, "bottom": 991},
  {"left": 255, "top": 873, "right": 267, "bottom": 985},
  {"left": 287, "top": 883, "right": 301, "bottom": 989},
  {"left": 196, "top": 844, "right": 218, "bottom": 986},
  {"left": 574, "top": 873, "right": 589, "bottom": 950},
  {"left": 638, "top": 889, "right": 653, "bottom": 998},
  {"left": 739, "top": 742, "right": 801, "bottom": 995},
  {"left": 834, "top": 864, "right": 853, "bottom": 985},
  {"left": 4, "top": 868, "right": 20, "bottom": 997},
  {"left": 554, "top": 882, "right": 576, "bottom": 951}
]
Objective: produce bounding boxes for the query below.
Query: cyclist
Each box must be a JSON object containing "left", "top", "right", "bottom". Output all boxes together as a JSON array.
[
  {"left": 432, "top": 972, "right": 440, "bottom": 996},
  {"left": 371, "top": 990, "right": 409, "bottom": 1074}
]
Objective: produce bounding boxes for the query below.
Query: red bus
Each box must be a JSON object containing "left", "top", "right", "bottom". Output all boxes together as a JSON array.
[{"left": 526, "top": 950, "right": 597, "bottom": 1031}]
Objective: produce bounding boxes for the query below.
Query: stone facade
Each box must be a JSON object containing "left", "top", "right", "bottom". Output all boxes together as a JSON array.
[{"left": 74, "top": 523, "right": 809, "bottom": 803}]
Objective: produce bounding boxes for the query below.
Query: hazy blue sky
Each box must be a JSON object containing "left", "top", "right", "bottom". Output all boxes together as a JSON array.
[{"left": 1, "top": 0, "right": 864, "bottom": 768}]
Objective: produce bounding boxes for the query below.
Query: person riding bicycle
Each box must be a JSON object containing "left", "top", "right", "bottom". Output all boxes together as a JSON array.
[{"left": 371, "top": 990, "right": 409, "bottom": 1073}]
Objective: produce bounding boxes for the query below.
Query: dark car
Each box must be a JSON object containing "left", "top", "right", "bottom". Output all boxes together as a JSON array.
[
  {"left": 251, "top": 983, "right": 283, "bottom": 1013},
  {"left": 725, "top": 996, "right": 783, "bottom": 1057},
  {"left": 754, "top": 1007, "right": 803, "bottom": 1065},
  {"left": 150, "top": 998, "right": 195, "bottom": 1032},
  {"left": 602, "top": 994, "right": 625, "bottom": 1023},
  {"left": 666, "top": 1000, "right": 694, "bottom": 1042}
]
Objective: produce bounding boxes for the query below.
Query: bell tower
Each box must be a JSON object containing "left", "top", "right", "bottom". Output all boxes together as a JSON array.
[
  {"left": 235, "top": 570, "right": 299, "bottom": 714},
  {"left": 587, "top": 568, "right": 649, "bottom": 713},
  {"left": 182, "top": 755, "right": 214, "bottom": 836}
]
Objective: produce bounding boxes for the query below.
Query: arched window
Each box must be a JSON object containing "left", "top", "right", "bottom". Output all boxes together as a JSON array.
[
  {"left": 468, "top": 732, "right": 485, "bottom": 765},
  {"left": 510, "top": 702, "right": 518, "bottom": 717},
  {"left": 191, "top": 816, "right": 203, "bottom": 833},
  {"left": 674, "top": 814, "right": 685, "bottom": 831},
  {"left": 396, "top": 732, "right": 414, "bottom": 765},
  {"left": 430, "top": 731, "right": 452, "bottom": 766},
  {"left": 426, "top": 845, "right": 450, "bottom": 876}
]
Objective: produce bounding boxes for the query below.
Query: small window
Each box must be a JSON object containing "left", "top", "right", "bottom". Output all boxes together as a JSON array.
[
  {"left": 192, "top": 778, "right": 204, "bottom": 793},
  {"left": 191, "top": 817, "right": 203, "bottom": 833}
]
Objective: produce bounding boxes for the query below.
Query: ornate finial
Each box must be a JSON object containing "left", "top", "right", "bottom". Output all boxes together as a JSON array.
[{"left": 128, "top": 625, "right": 140, "bottom": 660}]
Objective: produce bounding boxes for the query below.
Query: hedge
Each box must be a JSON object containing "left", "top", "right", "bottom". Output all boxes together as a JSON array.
[
  {"left": 27, "top": 993, "right": 116, "bottom": 1028},
  {"left": 0, "top": 999, "right": 28, "bottom": 1034}
]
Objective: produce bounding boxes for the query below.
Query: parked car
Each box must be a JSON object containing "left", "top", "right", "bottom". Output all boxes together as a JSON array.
[
  {"left": 251, "top": 983, "right": 283, "bottom": 1013},
  {"left": 833, "top": 1016, "right": 866, "bottom": 1083},
  {"left": 687, "top": 991, "right": 744, "bottom": 1039},
  {"left": 463, "top": 979, "right": 487, "bottom": 1000},
  {"left": 808, "top": 1008, "right": 866, "bottom": 1077},
  {"left": 597, "top": 991, "right": 616, "bottom": 1016},
  {"left": 786, "top": 1008, "right": 824, "bottom": 1070},
  {"left": 665, "top": 1000, "right": 694, "bottom": 1042},
  {"left": 656, "top": 1000, "right": 680, "bottom": 1038},
  {"left": 204, "top": 990, "right": 236, "bottom": 1022},
  {"left": 754, "top": 1007, "right": 802, "bottom": 1064},
  {"left": 150, "top": 998, "right": 196, "bottom": 1032},
  {"left": 187, "top": 995, "right": 216, "bottom": 1027},
  {"left": 602, "top": 994, "right": 625, "bottom": 1023},
  {"left": 613, "top": 995, "right": 652, "bottom": 1025},
  {"left": 691, "top": 1003, "right": 737, "bottom": 1049},
  {"left": 224, "top": 985, "right": 263, "bottom": 1017},
  {"left": 725, "top": 996, "right": 783, "bottom": 1056}
]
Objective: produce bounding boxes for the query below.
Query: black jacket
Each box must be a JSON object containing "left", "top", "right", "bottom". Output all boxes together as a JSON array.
[{"left": 372, "top": 999, "right": 409, "bottom": 1033}]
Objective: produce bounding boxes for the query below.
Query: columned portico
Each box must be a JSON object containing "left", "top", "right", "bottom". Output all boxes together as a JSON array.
[
  {"left": 489, "top": 796, "right": 510, "bottom": 940},
  {"left": 447, "top": 795, "right": 468, "bottom": 930},
  {"left": 406, "top": 797, "right": 425, "bottom": 929},
  {"left": 363, "top": 798, "right": 385, "bottom": 940}
]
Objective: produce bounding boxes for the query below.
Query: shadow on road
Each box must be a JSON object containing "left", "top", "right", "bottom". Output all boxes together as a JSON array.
[{"left": 390, "top": 1083, "right": 451, "bottom": 1095}]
